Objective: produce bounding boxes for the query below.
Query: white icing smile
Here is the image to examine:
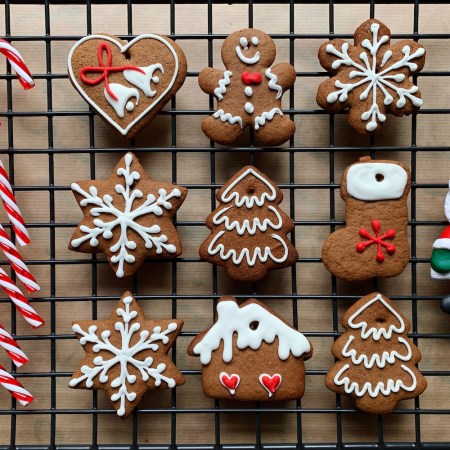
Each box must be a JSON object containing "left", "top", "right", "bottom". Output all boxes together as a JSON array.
[{"left": 236, "top": 36, "right": 261, "bottom": 65}]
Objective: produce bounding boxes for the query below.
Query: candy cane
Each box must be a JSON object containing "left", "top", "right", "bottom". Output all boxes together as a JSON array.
[
  {"left": 0, "top": 268, "right": 44, "bottom": 328},
  {"left": 0, "top": 324, "right": 27, "bottom": 366},
  {"left": 0, "top": 160, "right": 30, "bottom": 247},
  {"left": 0, "top": 365, "right": 33, "bottom": 406},
  {"left": 0, "top": 38, "right": 34, "bottom": 90},
  {"left": 0, "top": 224, "right": 39, "bottom": 292}
]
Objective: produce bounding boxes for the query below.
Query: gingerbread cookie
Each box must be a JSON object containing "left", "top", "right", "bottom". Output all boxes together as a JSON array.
[
  {"left": 188, "top": 296, "right": 312, "bottom": 401},
  {"left": 70, "top": 291, "right": 185, "bottom": 418},
  {"left": 317, "top": 19, "right": 425, "bottom": 134},
  {"left": 68, "top": 34, "right": 187, "bottom": 138},
  {"left": 326, "top": 292, "right": 426, "bottom": 414},
  {"left": 199, "top": 166, "right": 298, "bottom": 282},
  {"left": 322, "top": 157, "right": 411, "bottom": 281},
  {"left": 199, "top": 28, "right": 296, "bottom": 146},
  {"left": 69, "top": 152, "right": 187, "bottom": 278}
]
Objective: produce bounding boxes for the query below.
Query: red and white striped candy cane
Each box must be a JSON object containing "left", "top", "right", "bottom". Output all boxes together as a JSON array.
[
  {"left": 0, "top": 364, "right": 33, "bottom": 406},
  {"left": 0, "top": 224, "right": 39, "bottom": 293},
  {"left": 0, "top": 268, "right": 44, "bottom": 328},
  {"left": 0, "top": 38, "right": 34, "bottom": 90},
  {"left": 0, "top": 160, "right": 30, "bottom": 247},
  {"left": 0, "top": 324, "right": 28, "bottom": 367}
]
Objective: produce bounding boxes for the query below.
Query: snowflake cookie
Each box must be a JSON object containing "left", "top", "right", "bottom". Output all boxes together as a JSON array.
[
  {"left": 317, "top": 19, "right": 426, "bottom": 134},
  {"left": 69, "top": 152, "right": 187, "bottom": 278},
  {"left": 70, "top": 291, "right": 185, "bottom": 418},
  {"left": 326, "top": 292, "right": 426, "bottom": 414}
]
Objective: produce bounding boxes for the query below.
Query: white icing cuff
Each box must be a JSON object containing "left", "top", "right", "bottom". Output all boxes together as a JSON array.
[
  {"left": 431, "top": 268, "right": 450, "bottom": 280},
  {"left": 433, "top": 238, "right": 450, "bottom": 250}
]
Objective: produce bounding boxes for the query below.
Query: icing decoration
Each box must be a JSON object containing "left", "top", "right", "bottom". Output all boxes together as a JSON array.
[
  {"left": 334, "top": 363, "right": 417, "bottom": 398},
  {"left": 104, "top": 83, "right": 140, "bottom": 118},
  {"left": 239, "top": 37, "right": 248, "bottom": 47},
  {"left": 244, "top": 86, "right": 253, "bottom": 97},
  {"left": 192, "top": 299, "right": 311, "bottom": 365},
  {"left": 68, "top": 34, "right": 179, "bottom": 136},
  {"left": 325, "top": 22, "right": 425, "bottom": 131},
  {"left": 123, "top": 64, "right": 163, "bottom": 97},
  {"left": 214, "top": 70, "right": 232, "bottom": 100},
  {"left": 70, "top": 295, "right": 178, "bottom": 417},
  {"left": 0, "top": 38, "right": 35, "bottom": 90},
  {"left": 356, "top": 219, "right": 396, "bottom": 263},
  {"left": 254, "top": 107, "right": 283, "bottom": 130},
  {"left": 220, "top": 167, "right": 277, "bottom": 208},
  {"left": 251, "top": 37, "right": 259, "bottom": 45},
  {"left": 241, "top": 71, "right": 262, "bottom": 85},
  {"left": 219, "top": 372, "right": 240, "bottom": 395},
  {"left": 0, "top": 364, "right": 33, "bottom": 406},
  {"left": 212, "top": 109, "right": 243, "bottom": 128},
  {"left": 236, "top": 37, "right": 261, "bottom": 65},
  {"left": 259, "top": 373, "right": 282, "bottom": 397},
  {"left": 70, "top": 153, "right": 181, "bottom": 278},
  {"left": 245, "top": 102, "right": 254, "bottom": 114},
  {"left": 212, "top": 205, "right": 282, "bottom": 236},
  {"left": 431, "top": 185, "right": 450, "bottom": 280},
  {"left": 79, "top": 42, "right": 145, "bottom": 101},
  {"left": 265, "top": 68, "right": 283, "bottom": 99},
  {"left": 346, "top": 162, "right": 408, "bottom": 201},
  {"left": 431, "top": 248, "right": 450, "bottom": 274}
]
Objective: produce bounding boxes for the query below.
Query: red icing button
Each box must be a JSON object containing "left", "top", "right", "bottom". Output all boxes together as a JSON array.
[{"left": 241, "top": 71, "right": 262, "bottom": 85}]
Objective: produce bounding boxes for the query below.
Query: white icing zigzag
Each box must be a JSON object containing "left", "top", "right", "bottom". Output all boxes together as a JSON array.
[
  {"left": 70, "top": 295, "right": 178, "bottom": 417},
  {"left": 213, "top": 109, "right": 243, "bottom": 128},
  {"left": 265, "top": 68, "right": 283, "bottom": 99},
  {"left": 214, "top": 70, "right": 232, "bottom": 100},
  {"left": 326, "top": 22, "right": 425, "bottom": 131},
  {"left": 193, "top": 299, "right": 311, "bottom": 364},
  {"left": 254, "top": 107, "right": 283, "bottom": 130},
  {"left": 71, "top": 153, "right": 181, "bottom": 278}
]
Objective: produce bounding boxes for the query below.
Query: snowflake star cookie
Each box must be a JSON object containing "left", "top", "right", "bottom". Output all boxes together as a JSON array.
[
  {"left": 199, "top": 28, "right": 296, "bottom": 146},
  {"left": 188, "top": 296, "right": 312, "bottom": 401},
  {"left": 199, "top": 166, "right": 298, "bottom": 282},
  {"left": 69, "top": 152, "right": 187, "bottom": 278},
  {"left": 326, "top": 292, "right": 426, "bottom": 414},
  {"left": 70, "top": 291, "right": 185, "bottom": 418},
  {"left": 317, "top": 19, "right": 426, "bottom": 134},
  {"left": 322, "top": 157, "right": 411, "bottom": 281},
  {"left": 68, "top": 34, "right": 187, "bottom": 138}
]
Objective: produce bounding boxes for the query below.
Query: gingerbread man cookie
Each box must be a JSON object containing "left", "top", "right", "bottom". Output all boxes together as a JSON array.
[
  {"left": 322, "top": 157, "right": 411, "bottom": 281},
  {"left": 199, "top": 28, "right": 296, "bottom": 146},
  {"left": 317, "top": 19, "right": 426, "bottom": 134}
]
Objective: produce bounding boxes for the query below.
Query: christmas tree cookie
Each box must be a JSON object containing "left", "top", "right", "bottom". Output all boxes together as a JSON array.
[
  {"left": 199, "top": 166, "right": 298, "bottom": 282},
  {"left": 188, "top": 296, "right": 312, "bottom": 401},
  {"left": 326, "top": 292, "right": 427, "bottom": 414},
  {"left": 69, "top": 291, "right": 185, "bottom": 418}
]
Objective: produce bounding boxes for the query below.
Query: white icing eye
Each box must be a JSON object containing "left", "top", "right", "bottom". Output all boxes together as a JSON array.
[
  {"left": 251, "top": 36, "right": 259, "bottom": 46},
  {"left": 240, "top": 36, "right": 248, "bottom": 48}
]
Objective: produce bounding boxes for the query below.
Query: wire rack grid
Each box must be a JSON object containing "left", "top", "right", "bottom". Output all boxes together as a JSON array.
[{"left": 0, "top": 0, "right": 449, "bottom": 449}]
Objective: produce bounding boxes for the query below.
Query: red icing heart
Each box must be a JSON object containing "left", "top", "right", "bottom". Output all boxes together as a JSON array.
[
  {"left": 259, "top": 374, "right": 282, "bottom": 397},
  {"left": 219, "top": 372, "right": 240, "bottom": 394},
  {"left": 241, "top": 71, "right": 262, "bottom": 85}
]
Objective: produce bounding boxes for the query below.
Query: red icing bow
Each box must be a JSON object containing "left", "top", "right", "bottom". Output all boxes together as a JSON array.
[
  {"left": 80, "top": 42, "right": 144, "bottom": 101},
  {"left": 241, "top": 71, "right": 262, "bottom": 85}
]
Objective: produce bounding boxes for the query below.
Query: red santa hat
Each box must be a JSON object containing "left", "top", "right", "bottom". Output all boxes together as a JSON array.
[{"left": 433, "top": 225, "right": 450, "bottom": 250}]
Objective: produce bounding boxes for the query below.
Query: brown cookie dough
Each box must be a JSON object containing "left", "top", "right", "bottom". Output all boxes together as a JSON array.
[
  {"left": 322, "top": 157, "right": 411, "bottom": 281},
  {"left": 317, "top": 19, "right": 426, "bottom": 134},
  {"left": 187, "top": 296, "right": 312, "bottom": 401},
  {"left": 326, "top": 292, "right": 427, "bottom": 414},
  {"left": 68, "top": 33, "right": 187, "bottom": 138},
  {"left": 69, "top": 152, "right": 187, "bottom": 278},
  {"left": 199, "top": 28, "right": 296, "bottom": 146}
]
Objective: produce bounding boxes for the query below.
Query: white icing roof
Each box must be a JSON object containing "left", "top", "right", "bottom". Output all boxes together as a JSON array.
[{"left": 193, "top": 300, "right": 311, "bottom": 365}]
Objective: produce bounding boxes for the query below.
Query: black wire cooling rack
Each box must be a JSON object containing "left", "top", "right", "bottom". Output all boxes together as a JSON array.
[{"left": 0, "top": 0, "right": 450, "bottom": 449}]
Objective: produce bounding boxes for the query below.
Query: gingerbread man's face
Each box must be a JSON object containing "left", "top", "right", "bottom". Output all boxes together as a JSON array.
[{"left": 222, "top": 29, "right": 276, "bottom": 71}]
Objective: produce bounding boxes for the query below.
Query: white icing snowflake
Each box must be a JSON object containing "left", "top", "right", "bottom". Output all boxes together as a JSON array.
[
  {"left": 71, "top": 153, "right": 182, "bottom": 277},
  {"left": 70, "top": 295, "right": 178, "bottom": 417},
  {"left": 325, "top": 22, "right": 425, "bottom": 131}
]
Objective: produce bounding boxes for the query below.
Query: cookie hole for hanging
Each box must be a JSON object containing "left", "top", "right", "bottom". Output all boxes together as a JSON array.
[
  {"left": 375, "top": 173, "right": 384, "bottom": 182},
  {"left": 376, "top": 317, "right": 386, "bottom": 324},
  {"left": 123, "top": 49, "right": 131, "bottom": 60},
  {"left": 248, "top": 186, "right": 255, "bottom": 194},
  {"left": 249, "top": 321, "right": 259, "bottom": 330}
]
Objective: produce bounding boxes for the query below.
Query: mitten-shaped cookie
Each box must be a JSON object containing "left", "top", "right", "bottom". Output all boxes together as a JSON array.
[
  {"left": 326, "top": 292, "right": 427, "bottom": 414},
  {"left": 199, "top": 166, "right": 298, "bottom": 282},
  {"left": 317, "top": 19, "right": 426, "bottom": 134},
  {"left": 199, "top": 28, "right": 296, "bottom": 146},
  {"left": 322, "top": 157, "right": 411, "bottom": 281}
]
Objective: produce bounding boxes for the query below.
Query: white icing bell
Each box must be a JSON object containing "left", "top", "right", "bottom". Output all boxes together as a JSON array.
[
  {"left": 123, "top": 64, "right": 164, "bottom": 98},
  {"left": 104, "top": 83, "right": 140, "bottom": 118}
]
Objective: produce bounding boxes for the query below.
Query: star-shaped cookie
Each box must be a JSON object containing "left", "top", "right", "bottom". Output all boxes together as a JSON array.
[
  {"left": 69, "top": 152, "right": 187, "bottom": 278},
  {"left": 69, "top": 291, "right": 185, "bottom": 418}
]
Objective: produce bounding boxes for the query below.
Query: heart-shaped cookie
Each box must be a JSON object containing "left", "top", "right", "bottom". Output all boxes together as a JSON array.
[{"left": 68, "top": 34, "right": 187, "bottom": 138}]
